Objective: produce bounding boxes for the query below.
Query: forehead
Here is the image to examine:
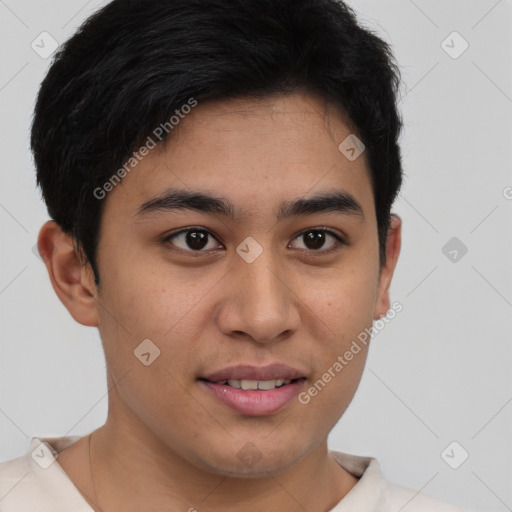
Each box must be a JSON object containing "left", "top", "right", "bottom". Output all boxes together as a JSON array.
[{"left": 102, "top": 92, "right": 374, "bottom": 222}]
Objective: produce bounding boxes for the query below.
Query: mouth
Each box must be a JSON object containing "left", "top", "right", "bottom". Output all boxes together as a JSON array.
[
  {"left": 199, "top": 377, "right": 304, "bottom": 390},
  {"left": 198, "top": 378, "right": 307, "bottom": 416}
]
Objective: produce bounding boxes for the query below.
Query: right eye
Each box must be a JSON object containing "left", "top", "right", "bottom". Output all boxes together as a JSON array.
[{"left": 163, "top": 228, "right": 224, "bottom": 254}]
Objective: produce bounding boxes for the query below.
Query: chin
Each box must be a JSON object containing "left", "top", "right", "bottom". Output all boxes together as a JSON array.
[{"left": 193, "top": 442, "right": 308, "bottom": 478}]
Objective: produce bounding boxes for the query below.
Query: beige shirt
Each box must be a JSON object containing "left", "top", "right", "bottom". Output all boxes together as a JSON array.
[{"left": 0, "top": 436, "right": 477, "bottom": 511}]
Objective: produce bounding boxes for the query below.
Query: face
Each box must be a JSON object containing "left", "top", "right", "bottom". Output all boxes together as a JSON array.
[{"left": 48, "top": 92, "right": 400, "bottom": 477}]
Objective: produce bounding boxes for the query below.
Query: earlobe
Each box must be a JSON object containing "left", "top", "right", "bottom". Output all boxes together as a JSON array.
[
  {"left": 37, "top": 220, "right": 99, "bottom": 327},
  {"left": 374, "top": 214, "right": 402, "bottom": 320}
]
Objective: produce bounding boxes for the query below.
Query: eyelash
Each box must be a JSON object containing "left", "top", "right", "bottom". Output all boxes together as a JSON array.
[{"left": 162, "top": 227, "right": 346, "bottom": 256}]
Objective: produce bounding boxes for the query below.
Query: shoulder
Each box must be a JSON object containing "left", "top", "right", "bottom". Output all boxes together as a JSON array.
[
  {"left": 0, "top": 452, "right": 36, "bottom": 507},
  {"left": 0, "top": 451, "right": 32, "bottom": 487},
  {"left": 0, "top": 436, "right": 91, "bottom": 512},
  {"left": 328, "top": 450, "right": 481, "bottom": 512},
  {"left": 384, "top": 480, "right": 478, "bottom": 512}
]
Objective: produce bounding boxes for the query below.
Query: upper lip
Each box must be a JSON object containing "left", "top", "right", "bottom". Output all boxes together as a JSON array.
[{"left": 201, "top": 364, "right": 306, "bottom": 382}]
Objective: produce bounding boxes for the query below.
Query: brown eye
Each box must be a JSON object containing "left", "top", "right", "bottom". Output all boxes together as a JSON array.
[
  {"left": 290, "top": 228, "right": 344, "bottom": 252},
  {"left": 164, "top": 228, "right": 222, "bottom": 252}
]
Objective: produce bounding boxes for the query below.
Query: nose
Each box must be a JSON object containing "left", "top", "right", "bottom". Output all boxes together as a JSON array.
[{"left": 216, "top": 248, "right": 300, "bottom": 345}]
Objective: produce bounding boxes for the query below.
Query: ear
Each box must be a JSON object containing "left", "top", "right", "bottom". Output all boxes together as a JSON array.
[
  {"left": 374, "top": 214, "right": 402, "bottom": 320},
  {"left": 37, "top": 220, "right": 99, "bottom": 327}
]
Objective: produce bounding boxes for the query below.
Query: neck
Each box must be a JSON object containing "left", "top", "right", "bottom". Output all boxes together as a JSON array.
[{"left": 87, "top": 418, "right": 358, "bottom": 512}]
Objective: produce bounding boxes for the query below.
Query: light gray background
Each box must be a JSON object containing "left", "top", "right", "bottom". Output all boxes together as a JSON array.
[{"left": 1, "top": 1, "right": 511, "bottom": 511}]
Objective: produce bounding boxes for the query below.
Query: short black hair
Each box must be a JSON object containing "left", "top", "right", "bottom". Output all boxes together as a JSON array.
[{"left": 31, "top": 0, "right": 403, "bottom": 286}]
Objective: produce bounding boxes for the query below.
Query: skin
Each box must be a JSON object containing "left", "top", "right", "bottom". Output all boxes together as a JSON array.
[{"left": 38, "top": 91, "right": 401, "bottom": 512}]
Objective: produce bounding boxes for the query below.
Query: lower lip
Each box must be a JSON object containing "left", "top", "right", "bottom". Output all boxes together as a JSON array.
[{"left": 199, "top": 379, "right": 306, "bottom": 416}]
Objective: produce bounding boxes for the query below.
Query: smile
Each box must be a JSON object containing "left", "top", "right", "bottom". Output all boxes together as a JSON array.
[{"left": 198, "top": 377, "right": 307, "bottom": 416}]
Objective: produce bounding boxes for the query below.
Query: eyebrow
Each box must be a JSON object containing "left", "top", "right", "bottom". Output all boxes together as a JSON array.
[{"left": 135, "top": 187, "right": 365, "bottom": 222}]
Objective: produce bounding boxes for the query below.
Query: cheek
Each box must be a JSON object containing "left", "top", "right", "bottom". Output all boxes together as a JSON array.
[
  {"left": 308, "top": 261, "right": 379, "bottom": 336},
  {"left": 294, "top": 344, "right": 369, "bottom": 446},
  {"left": 93, "top": 265, "right": 205, "bottom": 421},
  {"left": 297, "top": 253, "right": 377, "bottom": 412},
  {"left": 98, "top": 253, "right": 196, "bottom": 337},
  {"left": 95, "top": 258, "right": 213, "bottom": 389}
]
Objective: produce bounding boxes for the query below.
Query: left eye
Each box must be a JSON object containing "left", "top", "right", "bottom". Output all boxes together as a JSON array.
[{"left": 289, "top": 228, "right": 344, "bottom": 252}]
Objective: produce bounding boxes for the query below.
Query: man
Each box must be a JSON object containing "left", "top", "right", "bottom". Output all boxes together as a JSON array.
[{"left": 0, "top": 0, "right": 478, "bottom": 510}]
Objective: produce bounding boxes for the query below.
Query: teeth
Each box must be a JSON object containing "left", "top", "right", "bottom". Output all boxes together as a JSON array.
[
  {"left": 222, "top": 379, "right": 292, "bottom": 390},
  {"left": 241, "top": 379, "right": 258, "bottom": 390}
]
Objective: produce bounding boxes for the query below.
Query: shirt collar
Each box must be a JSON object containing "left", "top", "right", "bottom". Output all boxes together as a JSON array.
[{"left": 327, "top": 450, "right": 386, "bottom": 510}]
